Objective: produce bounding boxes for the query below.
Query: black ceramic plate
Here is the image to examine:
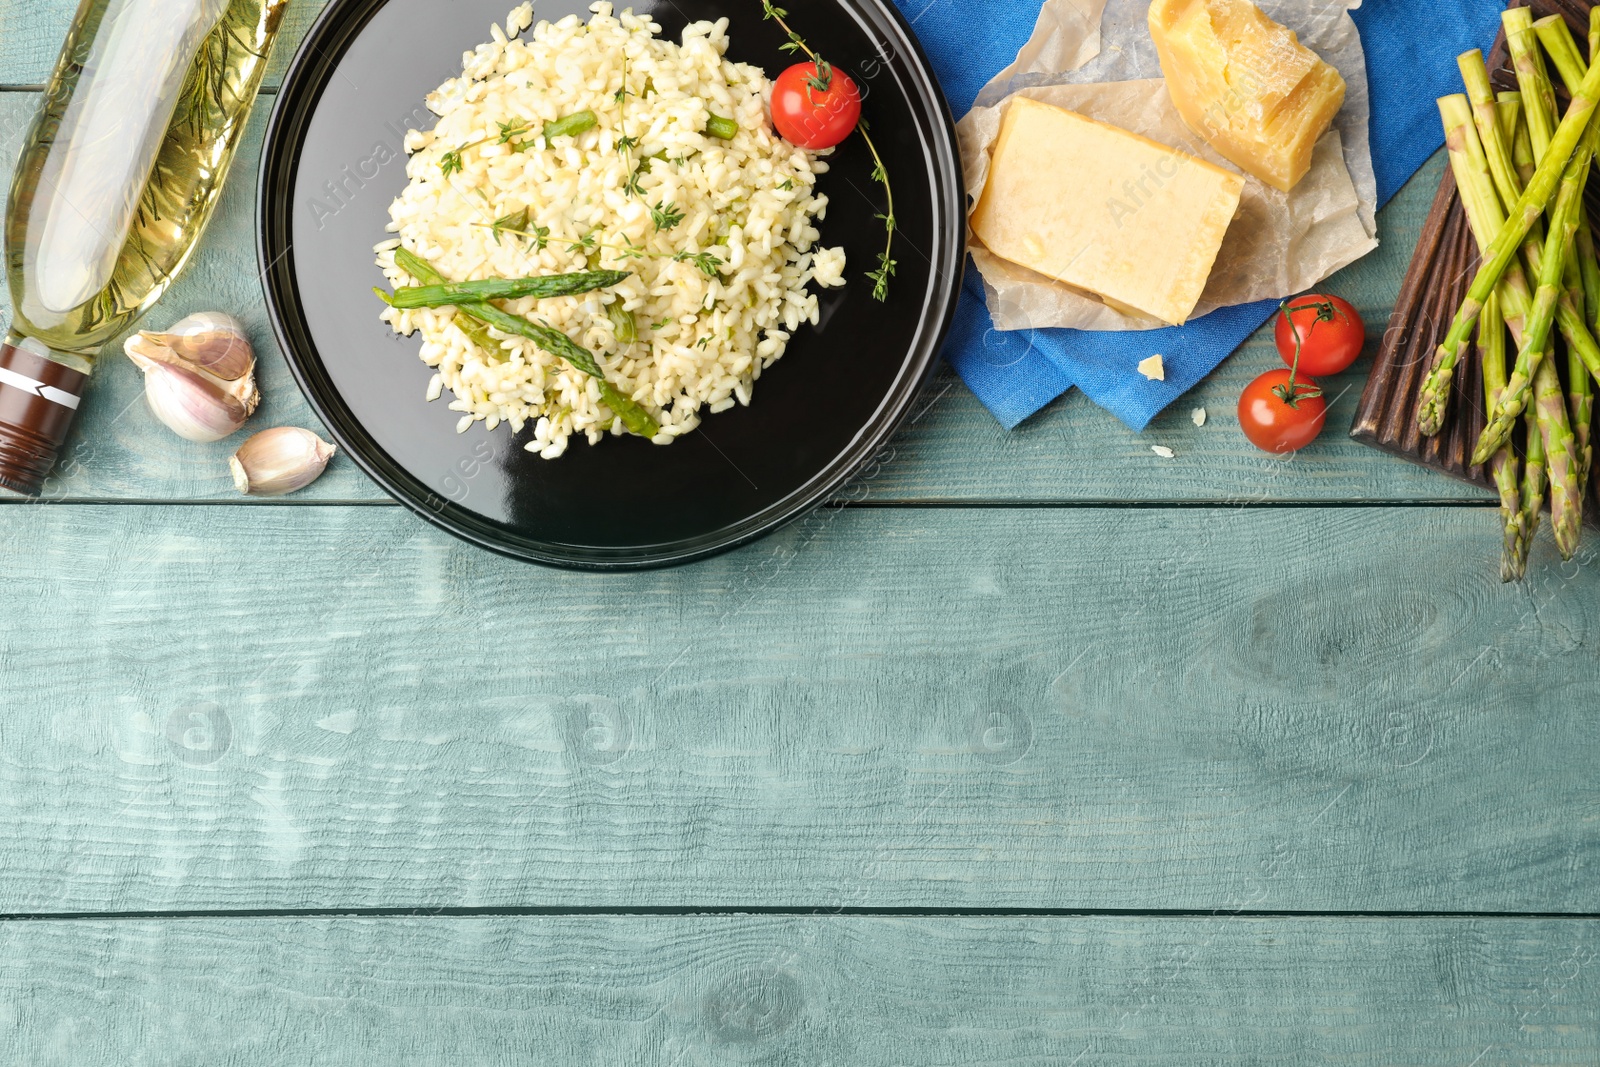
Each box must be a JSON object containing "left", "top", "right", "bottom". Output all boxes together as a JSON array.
[{"left": 260, "top": 0, "right": 963, "bottom": 570}]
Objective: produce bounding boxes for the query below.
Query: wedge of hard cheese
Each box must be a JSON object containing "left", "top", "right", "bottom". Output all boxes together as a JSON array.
[
  {"left": 1149, "top": 0, "right": 1346, "bottom": 193},
  {"left": 969, "top": 96, "right": 1245, "bottom": 327}
]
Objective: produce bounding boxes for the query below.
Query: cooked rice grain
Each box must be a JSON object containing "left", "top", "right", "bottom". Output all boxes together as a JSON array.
[{"left": 376, "top": 2, "right": 846, "bottom": 459}]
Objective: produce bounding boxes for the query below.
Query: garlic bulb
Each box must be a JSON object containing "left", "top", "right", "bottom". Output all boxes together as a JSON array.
[
  {"left": 132, "top": 312, "right": 255, "bottom": 381},
  {"left": 125, "top": 350, "right": 256, "bottom": 443},
  {"left": 125, "top": 312, "right": 260, "bottom": 442},
  {"left": 230, "top": 427, "right": 336, "bottom": 496}
]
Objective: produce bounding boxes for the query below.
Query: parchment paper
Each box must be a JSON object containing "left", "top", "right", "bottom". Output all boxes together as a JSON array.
[{"left": 959, "top": 0, "right": 1379, "bottom": 332}]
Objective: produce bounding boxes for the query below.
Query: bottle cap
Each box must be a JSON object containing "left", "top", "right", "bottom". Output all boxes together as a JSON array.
[{"left": 0, "top": 342, "right": 86, "bottom": 496}]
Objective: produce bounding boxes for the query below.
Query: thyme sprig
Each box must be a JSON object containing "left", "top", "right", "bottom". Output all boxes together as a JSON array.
[
  {"left": 440, "top": 113, "right": 597, "bottom": 175},
  {"left": 512, "top": 227, "right": 724, "bottom": 277},
  {"left": 760, "top": 1, "right": 896, "bottom": 301},
  {"left": 651, "top": 201, "right": 685, "bottom": 232},
  {"left": 483, "top": 208, "right": 550, "bottom": 249}
]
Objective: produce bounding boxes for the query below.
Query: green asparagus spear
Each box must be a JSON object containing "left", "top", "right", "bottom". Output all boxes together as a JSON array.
[
  {"left": 450, "top": 300, "right": 660, "bottom": 438},
  {"left": 544, "top": 110, "right": 599, "bottom": 141},
  {"left": 1423, "top": 56, "right": 1600, "bottom": 423},
  {"left": 1535, "top": 14, "right": 1589, "bottom": 98},
  {"left": 1533, "top": 347, "right": 1583, "bottom": 559},
  {"left": 1418, "top": 96, "right": 1537, "bottom": 430},
  {"left": 1507, "top": 8, "right": 1558, "bottom": 160},
  {"left": 1434, "top": 87, "right": 1585, "bottom": 554},
  {"left": 1520, "top": 410, "right": 1549, "bottom": 578},
  {"left": 390, "top": 248, "right": 504, "bottom": 359},
  {"left": 605, "top": 300, "right": 638, "bottom": 344},
  {"left": 1491, "top": 36, "right": 1600, "bottom": 375},
  {"left": 389, "top": 270, "right": 631, "bottom": 309},
  {"left": 1462, "top": 54, "right": 1526, "bottom": 216},
  {"left": 1511, "top": 96, "right": 1538, "bottom": 186},
  {"left": 1479, "top": 293, "right": 1529, "bottom": 581},
  {"left": 1473, "top": 133, "right": 1596, "bottom": 462},
  {"left": 387, "top": 248, "right": 660, "bottom": 438}
]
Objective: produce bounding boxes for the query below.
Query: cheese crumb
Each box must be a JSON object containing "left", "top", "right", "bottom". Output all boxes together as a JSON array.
[
  {"left": 1151, "top": 445, "right": 1176, "bottom": 459},
  {"left": 1139, "top": 354, "right": 1166, "bottom": 381},
  {"left": 1191, "top": 407, "right": 1207, "bottom": 427}
]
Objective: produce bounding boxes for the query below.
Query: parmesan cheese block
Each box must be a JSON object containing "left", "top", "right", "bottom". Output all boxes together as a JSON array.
[
  {"left": 969, "top": 96, "right": 1245, "bottom": 327},
  {"left": 1148, "top": 0, "right": 1346, "bottom": 193}
]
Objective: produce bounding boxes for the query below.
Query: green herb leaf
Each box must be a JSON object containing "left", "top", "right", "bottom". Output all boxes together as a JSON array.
[
  {"left": 496, "top": 118, "right": 533, "bottom": 144},
  {"left": 672, "top": 250, "right": 722, "bottom": 277},
  {"left": 650, "top": 201, "right": 685, "bottom": 231},
  {"left": 440, "top": 150, "right": 464, "bottom": 177},
  {"left": 490, "top": 207, "right": 530, "bottom": 246},
  {"left": 867, "top": 252, "right": 897, "bottom": 303}
]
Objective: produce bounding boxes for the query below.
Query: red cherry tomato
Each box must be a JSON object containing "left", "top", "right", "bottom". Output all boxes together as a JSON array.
[
  {"left": 770, "top": 62, "right": 862, "bottom": 150},
  {"left": 1238, "top": 369, "right": 1328, "bottom": 454},
  {"left": 1273, "top": 294, "right": 1366, "bottom": 377}
]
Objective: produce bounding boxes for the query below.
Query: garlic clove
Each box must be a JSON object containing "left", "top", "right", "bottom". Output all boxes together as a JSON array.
[
  {"left": 133, "top": 311, "right": 256, "bottom": 382},
  {"left": 125, "top": 323, "right": 260, "bottom": 443},
  {"left": 230, "top": 427, "right": 336, "bottom": 496},
  {"left": 126, "top": 350, "right": 250, "bottom": 443}
]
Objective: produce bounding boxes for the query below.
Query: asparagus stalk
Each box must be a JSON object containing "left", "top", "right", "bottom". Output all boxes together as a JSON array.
[
  {"left": 1527, "top": 15, "right": 1600, "bottom": 520},
  {"left": 1535, "top": 14, "right": 1589, "bottom": 97},
  {"left": 1501, "top": 29, "right": 1600, "bottom": 372},
  {"left": 1419, "top": 98, "right": 1531, "bottom": 430},
  {"left": 1507, "top": 8, "right": 1558, "bottom": 161},
  {"left": 1462, "top": 54, "right": 1526, "bottom": 214},
  {"left": 1421, "top": 56, "right": 1600, "bottom": 427},
  {"left": 1521, "top": 409, "right": 1549, "bottom": 573},
  {"left": 1512, "top": 98, "right": 1537, "bottom": 186},
  {"left": 389, "top": 249, "right": 503, "bottom": 357},
  {"left": 388, "top": 248, "right": 660, "bottom": 438},
  {"left": 1532, "top": 346, "right": 1584, "bottom": 558},
  {"left": 1474, "top": 149, "right": 1591, "bottom": 463},
  {"left": 1480, "top": 293, "right": 1529, "bottom": 580},
  {"left": 388, "top": 270, "right": 632, "bottom": 309},
  {"left": 1592, "top": 7, "right": 1600, "bottom": 67},
  {"left": 1439, "top": 89, "right": 1586, "bottom": 558}
]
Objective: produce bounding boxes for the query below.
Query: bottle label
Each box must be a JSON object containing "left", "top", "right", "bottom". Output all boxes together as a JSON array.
[
  {"left": 0, "top": 342, "right": 87, "bottom": 496},
  {"left": 0, "top": 345, "right": 84, "bottom": 410}
]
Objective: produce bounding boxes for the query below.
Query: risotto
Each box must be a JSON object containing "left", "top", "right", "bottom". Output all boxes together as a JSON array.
[{"left": 375, "top": 2, "right": 848, "bottom": 458}]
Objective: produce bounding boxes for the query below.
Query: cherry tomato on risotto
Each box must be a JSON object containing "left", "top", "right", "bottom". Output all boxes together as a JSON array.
[
  {"left": 770, "top": 61, "right": 862, "bottom": 150},
  {"left": 1238, "top": 369, "right": 1328, "bottom": 454},
  {"left": 1273, "top": 293, "right": 1366, "bottom": 377}
]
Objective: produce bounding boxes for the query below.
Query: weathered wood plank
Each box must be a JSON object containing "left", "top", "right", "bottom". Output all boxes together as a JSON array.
[
  {"left": 0, "top": 504, "right": 1594, "bottom": 912},
  {"left": 0, "top": 0, "right": 332, "bottom": 90},
  {"left": 1, "top": 916, "right": 1596, "bottom": 1064},
  {"left": 0, "top": 73, "right": 1483, "bottom": 504}
]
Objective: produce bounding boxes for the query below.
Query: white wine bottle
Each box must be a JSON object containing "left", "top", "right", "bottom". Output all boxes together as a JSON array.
[{"left": 0, "top": 0, "right": 289, "bottom": 495}]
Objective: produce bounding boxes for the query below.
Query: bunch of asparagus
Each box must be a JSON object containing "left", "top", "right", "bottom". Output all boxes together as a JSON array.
[{"left": 1415, "top": 9, "right": 1600, "bottom": 581}]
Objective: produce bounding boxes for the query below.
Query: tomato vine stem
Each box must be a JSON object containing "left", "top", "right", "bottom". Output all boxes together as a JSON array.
[{"left": 761, "top": 1, "right": 896, "bottom": 301}]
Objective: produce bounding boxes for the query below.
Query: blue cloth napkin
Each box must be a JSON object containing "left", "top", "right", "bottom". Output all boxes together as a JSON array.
[{"left": 893, "top": 0, "right": 1507, "bottom": 430}]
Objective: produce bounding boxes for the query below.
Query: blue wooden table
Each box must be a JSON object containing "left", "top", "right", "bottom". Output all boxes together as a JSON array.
[{"left": 2, "top": 3, "right": 1598, "bottom": 1062}]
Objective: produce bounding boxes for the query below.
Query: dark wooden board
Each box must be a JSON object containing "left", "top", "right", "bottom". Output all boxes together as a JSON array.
[{"left": 1351, "top": 0, "right": 1600, "bottom": 515}]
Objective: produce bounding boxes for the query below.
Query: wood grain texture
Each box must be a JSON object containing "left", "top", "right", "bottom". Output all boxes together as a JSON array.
[
  {"left": 1, "top": 916, "right": 1597, "bottom": 1064},
  {"left": 0, "top": 504, "right": 1596, "bottom": 913},
  {"left": 0, "top": 0, "right": 332, "bottom": 89},
  {"left": 0, "top": 72, "right": 1487, "bottom": 504}
]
